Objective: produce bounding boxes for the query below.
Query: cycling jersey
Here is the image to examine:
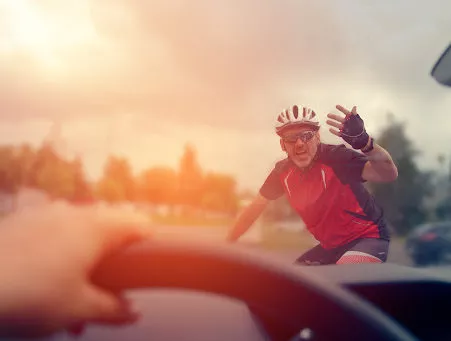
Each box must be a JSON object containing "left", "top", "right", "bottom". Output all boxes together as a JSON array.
[{"left": 259, "top": 143, "right": 390, "bottom": 249}]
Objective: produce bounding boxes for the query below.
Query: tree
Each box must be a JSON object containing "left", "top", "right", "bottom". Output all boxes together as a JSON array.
[
  {"left": 369, "top": 115, "right": 434, "bottom": 235},
  {"left": 201, "top": 172, "right": 238, "bottom": 214},
  {"left": 433, "top": 154, "right": 451, "bottom": 220},
  {"left": 30, "top": 143, "right": 79, "bottom": 199},
  {"left": 96, "top": 156, "right": 135, "bottom": 203},
  {"left": 15, "top": 144, "right": 37, "bottom": 188},
  {"left": 29, "top": 144, "right": 57, "bottom": 189},
  {"left": 435, "top": 200, "right": 451, "bottom": 220},
  {"left": 69, "top": 156, "right": 93, "bottom": 203},
  {"left": 137, "top": 167, "right": 177, "bottom": 205},
  {"left": 0, "top": 142, "right": 92, "bottom": 204},
  {"left": 96, "top": 177, "right": 127, "bottom": 203},
  {"left": 0, "top": 145, "right": 21, "bottom": 194},
  {"left": 177, "top": 144, "right": 203, "bottom": 207}
]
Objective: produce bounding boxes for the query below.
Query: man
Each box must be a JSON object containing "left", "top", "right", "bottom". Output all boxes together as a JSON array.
[{"left": 227, "top": 104, "right": 398, "bottom": 265}]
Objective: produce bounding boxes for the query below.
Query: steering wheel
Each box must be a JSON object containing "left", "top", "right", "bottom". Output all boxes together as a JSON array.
[{"left": 92, "top": 240, "right": 418, "bottom": 341}]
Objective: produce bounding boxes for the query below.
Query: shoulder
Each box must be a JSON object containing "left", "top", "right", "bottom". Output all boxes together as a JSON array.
[
  {"left": 273, "top": 157, "right": 295, "bottom": 174},
  {"left": 259, "top": 158, "right": 291, "bottom": 200}
]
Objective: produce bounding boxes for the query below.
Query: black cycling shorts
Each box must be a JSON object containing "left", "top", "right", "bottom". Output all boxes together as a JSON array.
[{"left": 294, "top": 238, "right": 389, "bottom": 265}]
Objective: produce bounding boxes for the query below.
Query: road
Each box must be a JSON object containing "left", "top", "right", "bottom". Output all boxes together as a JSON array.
[{"left": 150, "top": 224, "right": 413, "bottom": 265}]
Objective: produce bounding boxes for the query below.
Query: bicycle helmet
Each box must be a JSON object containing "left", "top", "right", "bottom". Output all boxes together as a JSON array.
[{"left": 275, "top": 105, "right": 320, "bottom": 135}]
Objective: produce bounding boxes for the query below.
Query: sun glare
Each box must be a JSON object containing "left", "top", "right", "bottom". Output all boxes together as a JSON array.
[{"left": 1, "top": 0, "right": 99, "bottom": 71}]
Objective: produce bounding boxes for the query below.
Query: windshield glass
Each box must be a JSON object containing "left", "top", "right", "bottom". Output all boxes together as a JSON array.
[{"left": 1, "top": 0, "right": 451, "bottom": 271}]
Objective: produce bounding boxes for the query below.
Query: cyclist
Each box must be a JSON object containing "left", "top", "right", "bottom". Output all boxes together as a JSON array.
[{"left": 226, "top": 104, "right": 398, "bottom": 265}]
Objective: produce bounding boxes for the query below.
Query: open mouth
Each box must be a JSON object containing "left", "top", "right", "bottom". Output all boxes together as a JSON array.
[{"left": 295, "top": 150, "right": 307, "bottom": 156}]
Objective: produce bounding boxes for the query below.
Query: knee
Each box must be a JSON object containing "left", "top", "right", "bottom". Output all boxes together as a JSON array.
[{"left": 336, "top": 251, "right": 383, "bottom": 264}]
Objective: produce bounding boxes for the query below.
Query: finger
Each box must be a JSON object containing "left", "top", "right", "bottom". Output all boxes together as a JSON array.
[
  {"left": 327, "top": 113, "right": 346, "bottom": 123},
  {"left": 329, "top": 128, "right": 341, "bottom": 137},
  {"left": 326, "top": 119, "right": 343, "bottom": 130},
  {"left": 67, "top": 323, "right": 85, "bottom": 336},
  {"left": 351, "top": 106, "right": 358, "bottom": 115},
  {"left": 335, "top": 105, "right": 351, "bottom": 117},
  {"left": 73, "top": 285, "right": 140, "bottom": 325}
]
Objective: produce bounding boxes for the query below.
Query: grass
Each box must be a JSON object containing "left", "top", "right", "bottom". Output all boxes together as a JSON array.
[
  {"left": 150, "top": 213, "right": 234, "bottom": 228},
  {"left": 258, "top": 223, "right": 316, "bottom": 251},
  {"left": 149, "top": 214, "right": 316, "bottom": 254}
]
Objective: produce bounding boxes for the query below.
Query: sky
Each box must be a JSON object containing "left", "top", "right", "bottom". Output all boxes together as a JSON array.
[{"left": 1, "top": 0, "right": 451, "bottom": 191}]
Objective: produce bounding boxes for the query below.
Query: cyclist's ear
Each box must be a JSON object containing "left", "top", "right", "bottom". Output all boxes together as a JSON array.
[{"left": 280, "top": 139, "right": 286, "bottom": 152}]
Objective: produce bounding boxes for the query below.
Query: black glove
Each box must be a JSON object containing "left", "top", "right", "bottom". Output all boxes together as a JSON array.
[{"left": 340, "top": 114, "right": 370, "bottom": 150}]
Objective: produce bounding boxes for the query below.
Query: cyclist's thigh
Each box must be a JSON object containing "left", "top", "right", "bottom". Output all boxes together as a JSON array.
[
  {"left": 336, "top": 238, "right": 389, "bottom": 264},
  {"left": 295, "top": 244, "right": 336, "bottom": 265}
]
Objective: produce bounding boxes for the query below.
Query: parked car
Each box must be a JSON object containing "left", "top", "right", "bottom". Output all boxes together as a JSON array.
[{"left": 406, "top": 221, "right": 451, "bottom": 266}]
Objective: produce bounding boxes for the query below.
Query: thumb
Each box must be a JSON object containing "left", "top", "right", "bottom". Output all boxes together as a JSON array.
[
  {"left": 74, "top": 285, "right": 140, "bottom": 325},
  {"left": 351, "top": 106, "right": 358, "bottom": 115}
]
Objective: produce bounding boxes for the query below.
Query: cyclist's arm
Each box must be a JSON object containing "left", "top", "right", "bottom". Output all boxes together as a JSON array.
[
  {"left": 361, "top": 143, "right": 398, "bottom": 183},
  {"left": 226, "top": 194, "right": 269, "bottom": 242},
  {"left": 226, "top": 164, "right": 285, "bottom": 242},
  {"left": 325, "top": 144, "right": 397, "bottom": 184}
]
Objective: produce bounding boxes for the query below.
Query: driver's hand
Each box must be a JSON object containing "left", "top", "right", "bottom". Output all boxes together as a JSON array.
[{"left": 0, "top": 202, "right": 151, "bottom": 338}]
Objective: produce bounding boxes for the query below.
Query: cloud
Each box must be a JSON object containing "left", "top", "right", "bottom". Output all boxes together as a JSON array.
[
  {"left": 2, "top": 0, "right": 451, "bottom": 189},
  {"left": 88, "top": 0, "right": 356, "bottom": 127},
  {"left": 1, "top": 0, "right": 352, "bottom": 129}
]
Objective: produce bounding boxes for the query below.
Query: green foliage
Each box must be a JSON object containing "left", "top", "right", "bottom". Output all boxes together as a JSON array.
[
  {"left": 369, "top": 115, "right": 434, "bottom": 235},
  {"left": 0, "top": 143, "right": 92, "bottom": 202},
  {"left": 96, "top": 156, "right": 135, "bottom": 203},
  {"left": 137, "top": 167, "right": 177, "bottom": 205},
  {"left": 95, "top": 143, "right": 240, "bottom": 215},
  {"left": 201, "top": 172, "right": 238, "bottom": 214},
  {"left": 177, "top": 144, "right": 203, "bottom": 207}
]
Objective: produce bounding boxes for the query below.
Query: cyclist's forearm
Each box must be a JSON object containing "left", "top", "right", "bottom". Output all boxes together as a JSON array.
[{"left": 227, "top": 205, "right": 266, "bottom": 242}]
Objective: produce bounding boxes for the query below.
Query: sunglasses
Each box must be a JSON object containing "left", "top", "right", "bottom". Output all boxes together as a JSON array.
[{"left": 282, "top": 131, "right": 316, "bottom": 144}]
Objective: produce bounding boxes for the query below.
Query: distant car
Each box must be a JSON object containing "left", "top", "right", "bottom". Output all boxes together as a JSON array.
[{"left": 405, "top": 221, "right": 451, "bottom": 266}]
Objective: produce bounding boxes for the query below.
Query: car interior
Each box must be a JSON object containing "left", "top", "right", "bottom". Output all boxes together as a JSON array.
[
  {"left": 47, "top": 42, "right": 451, "bottom": 341},
  {"left": 3, "top": 3, "right": 451, "bottom": 341}
]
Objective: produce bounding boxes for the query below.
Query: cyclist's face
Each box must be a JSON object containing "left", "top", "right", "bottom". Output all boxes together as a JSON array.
[{"left": 280, "top": 126, "right": 320, "bottom": 168}]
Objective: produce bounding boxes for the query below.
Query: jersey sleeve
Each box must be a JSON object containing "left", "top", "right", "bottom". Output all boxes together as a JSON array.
[
  {"left": 259, "top": 167, "right": 285, "bottom": 200},
  {"left": 323, "top": 144, "right": 369, "bottom": 183}
]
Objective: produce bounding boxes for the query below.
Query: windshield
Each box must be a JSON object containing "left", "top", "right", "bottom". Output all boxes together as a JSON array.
[{"left": 1, "top": 0, "right": 451, "bottom": 271}]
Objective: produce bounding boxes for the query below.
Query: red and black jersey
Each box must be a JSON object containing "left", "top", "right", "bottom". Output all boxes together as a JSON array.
[{"left": 259, "top": 143, "right": 390, "bottom": 249}]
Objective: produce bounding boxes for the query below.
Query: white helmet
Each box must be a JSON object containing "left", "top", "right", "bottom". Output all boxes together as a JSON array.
[{"left": 275, "top": 105, "right": 320, "bottom": 135}]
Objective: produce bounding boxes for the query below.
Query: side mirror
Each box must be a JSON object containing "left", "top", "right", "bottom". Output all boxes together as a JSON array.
[{"left": 431, "top": 43, "right": 451, "bottom": 87}]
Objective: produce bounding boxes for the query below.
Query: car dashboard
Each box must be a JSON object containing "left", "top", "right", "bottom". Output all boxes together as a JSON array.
[
  {"left": 300, "top": 264, "right": 451, "bottom": 341},
  {"left": 44, "top": 262, "right": 451, "bottom": 341}
]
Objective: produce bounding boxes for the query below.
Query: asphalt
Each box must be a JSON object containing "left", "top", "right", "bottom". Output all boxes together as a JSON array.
[{"left": 149, "top": 224, "right": 414, "bottom": 266}]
